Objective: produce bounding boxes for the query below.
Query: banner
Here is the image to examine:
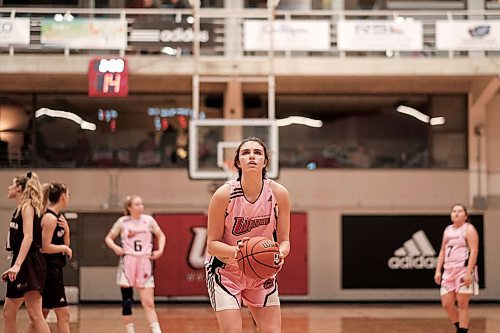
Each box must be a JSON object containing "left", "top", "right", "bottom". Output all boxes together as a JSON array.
[
  {"left": 244, "top": 20, "right": 330, "bottom": 51},
  {"left": 0, "top": 18, "right": 30, "bottom": 45},
  {"left": 129, "top": 16, "right": 215, "bottom": 51},
  {"left": 436, "top": 20, "right": 500, "bottom": 50},
  {"left": 41, "top": 18, "right": 127, "bottom": 50},
  {"left": 337, "top": 20, "right": 423, "bottom": 51},
  {"left": 154, "top": 213, "right": 308, "bottom": 297},
  {"left": 342, "top": 215, "right": 484, "bottom": 289}
]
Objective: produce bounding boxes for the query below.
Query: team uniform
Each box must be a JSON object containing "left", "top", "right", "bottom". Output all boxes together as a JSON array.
[
  {"left": 42, "top": 209, "right": 68, "bottom": 309},
  {"left": 440, "top": 223, "right": 479, "bottom": 296},
  {"left": 5, "top": 207, "right": 46, "bottom": 299},
  {"left": 206, "top": 179, "right": 280, "bottom": 312},
  {"left": 111, "top": 214, "right": 158, "bottom": 288}
]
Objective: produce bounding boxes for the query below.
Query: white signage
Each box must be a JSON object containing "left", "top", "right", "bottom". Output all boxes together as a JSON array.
[
  {"left": 244, "top": 20, "right": 331, "bottom": 51},
  {"left": 41, "top": 19, "right": 127, "bottom": 50},
  {"left": 337, "top": 20, "right": 423, "bottom": 51},
  {"left": 0, "top": 18, "right": 30, "bottom": 45},
  {"left": 436, "top": 20, "right": 500, "bottom": 50}
]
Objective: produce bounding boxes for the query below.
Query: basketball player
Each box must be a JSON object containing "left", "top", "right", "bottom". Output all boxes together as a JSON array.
[
  {"left": 434, "top": 204, "right": 479, "bottom": 333},
  {"left": 2, "top": 172, "right": 50, "bottom": 333},
  {"left": 206, "top": 137, "right": 291, "bottom": 333},
  {"left": 104, "top": 195, "right": 166, "bottom": 333},
  {"left": 31, "top": 182, "right": 72, "bottom": 333}
]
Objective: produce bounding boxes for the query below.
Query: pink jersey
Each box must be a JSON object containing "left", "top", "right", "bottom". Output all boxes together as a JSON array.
[
  {"left": 442, "top": 223, "right": 472, "bottom": 270},
  {"left": 208, "top": 179, "right": 278, "bottom": 266},
  {"left": 111, "top": 214, "right": 158, "bottom": 257}
]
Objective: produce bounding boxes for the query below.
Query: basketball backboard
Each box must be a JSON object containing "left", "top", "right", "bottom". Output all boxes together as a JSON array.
[{"left": 188, "top": 118, "right": 279, "bottom": 180}]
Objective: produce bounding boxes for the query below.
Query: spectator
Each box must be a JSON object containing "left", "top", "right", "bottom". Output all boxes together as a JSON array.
[
  {"left": 127, "top": 0, "right": 159, "bottom": 8},
  {"left": 159, "top": 125, "right": 178, "bottom": 167},
  {"left": 162, "top": 0, "right": 190, "bottom": 8},
  {"left": 137, "top": 132, "right": 161, "bottom": 167}
]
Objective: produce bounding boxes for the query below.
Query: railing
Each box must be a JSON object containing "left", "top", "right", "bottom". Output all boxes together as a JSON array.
[{"left": 1, "top": 7, "right": 499, "bottom": 58}]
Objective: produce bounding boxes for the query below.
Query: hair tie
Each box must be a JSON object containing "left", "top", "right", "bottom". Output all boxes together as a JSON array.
[{"left": 27, "top": 171, "right": 32, "bottom": 179}]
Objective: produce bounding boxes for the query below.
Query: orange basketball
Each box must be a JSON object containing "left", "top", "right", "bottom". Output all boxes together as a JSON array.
[{"left": 236, "top": 236, "right": 281, "bottom": 280}]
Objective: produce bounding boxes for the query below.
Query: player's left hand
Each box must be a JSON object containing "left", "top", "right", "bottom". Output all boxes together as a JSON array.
[
  {"left": 2, "top": 264, "right": 20, "bottom": 282},
  {"left": 462, "top": 272, "right": 473, "bottom": 286},
  {"left": 276, "top": 250, "right": 285, "bottom": 271},
  {"left": 57, "top": 215, "right": 69, "bottom": 231},
  {"left": 151, "top": 250, "right": 163, "bottom": 260}
]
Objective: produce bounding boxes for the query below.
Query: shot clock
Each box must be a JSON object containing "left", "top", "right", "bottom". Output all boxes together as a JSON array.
[{"left": 88, "top": 58, "right": 128, "bottom": 97}]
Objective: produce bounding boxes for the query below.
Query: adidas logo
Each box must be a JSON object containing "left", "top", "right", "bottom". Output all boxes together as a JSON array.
[{"left": 387, "top": 230, "right": 438, "bottom": 270}]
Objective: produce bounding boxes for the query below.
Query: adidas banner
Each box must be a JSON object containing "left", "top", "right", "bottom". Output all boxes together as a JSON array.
[{"left": 342, "top": 215, "right": 484, "bottom": 289}]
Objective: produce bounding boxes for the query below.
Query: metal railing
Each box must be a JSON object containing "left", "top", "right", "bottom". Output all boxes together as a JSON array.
[{"left": 1, "top": 7, "right": 499, "bottom": 58}]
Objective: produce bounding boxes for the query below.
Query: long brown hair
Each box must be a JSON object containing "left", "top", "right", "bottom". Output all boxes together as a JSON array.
[
  {"left": 42, "top": 182, "right": 68, "bottom": 206},
  {"left": 15, "top": 171, "right": 44, "bottom": 217}
]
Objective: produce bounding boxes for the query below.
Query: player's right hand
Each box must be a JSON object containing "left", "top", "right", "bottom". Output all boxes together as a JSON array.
[
  {"left": 114, "top": 247, "right": 125, "bottom": 257},
  {"left": 235, "top": 237, "right": 250, "bottom": 258},
  {"left": 434, "top": 271, "right": 441, "bottom": 285},
  {"left": 64, "top": 245, "right": 73, "bottom": 259}
]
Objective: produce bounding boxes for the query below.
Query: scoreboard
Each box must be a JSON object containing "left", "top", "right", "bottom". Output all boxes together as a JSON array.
[{"left": 88, "top": 58, "right": 128, "bottom": 97}]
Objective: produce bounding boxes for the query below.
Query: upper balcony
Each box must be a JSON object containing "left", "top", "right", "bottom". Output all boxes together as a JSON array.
[{"left": 1, "top": 7, "right": 499, "bottom": 77}]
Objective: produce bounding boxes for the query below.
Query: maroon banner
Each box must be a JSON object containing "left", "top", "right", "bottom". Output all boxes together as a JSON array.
[{"left": 154, "top": 213, "right": 307, "bottom": 297}]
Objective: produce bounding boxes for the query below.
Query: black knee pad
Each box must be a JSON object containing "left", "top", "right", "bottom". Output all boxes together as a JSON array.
[{"left": 121, "top": 287, "right": 134, "bottom": 316}]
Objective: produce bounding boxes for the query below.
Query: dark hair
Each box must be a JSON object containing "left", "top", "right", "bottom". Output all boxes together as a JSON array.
[
  {"left": 43, "top": 182, "right": 68, "bottom": 205},
  {"left": 233, "top": 137, "right": 269, "bottom": 181},
  {"left": 450, "top": 203, "right": 470, "bottom": 223}
]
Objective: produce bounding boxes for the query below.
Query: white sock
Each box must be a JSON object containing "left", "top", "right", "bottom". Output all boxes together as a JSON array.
[
  {"left": 150, "top": 322, "right": 162, "bottom": 333},
  {"left": 125, "top": 323, "right": 135, "bottom": 333}
]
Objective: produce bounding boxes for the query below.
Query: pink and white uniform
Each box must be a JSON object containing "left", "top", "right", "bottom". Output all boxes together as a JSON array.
[
  {"left": 440, "top": 223, "right": 479, "bottom": 296},
  {"left": 111, "top": 214, "right": 158, "bottom": 288},
  {"left": 206, "top": 179, "right": 280, "bottom": 311}
]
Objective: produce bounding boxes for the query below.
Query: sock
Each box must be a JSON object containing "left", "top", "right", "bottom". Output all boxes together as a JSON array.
[
  {"left": 458, "top": 328, "right": 468, "bottom": 333},
  {"left": 150, "top": 322, "right": 162, "bottom": 333},
  {"left": 454, "top": 322, "right": 459, "bottom": 331},
  {"left": 125, "top": 323, "right": 135, "bottom": 333}
]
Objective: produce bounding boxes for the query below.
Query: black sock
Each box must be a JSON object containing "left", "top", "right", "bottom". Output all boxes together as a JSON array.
[
  {"left": 457, "top": 328, "right": 468, "bottom": 333},
  {"left": 454, "top": 322, "right": 459, "bottom": 330}
]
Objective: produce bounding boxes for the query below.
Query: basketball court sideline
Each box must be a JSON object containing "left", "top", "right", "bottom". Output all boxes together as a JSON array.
[{"left": 1, "top": 303, "right": 499, "bottom": 333}]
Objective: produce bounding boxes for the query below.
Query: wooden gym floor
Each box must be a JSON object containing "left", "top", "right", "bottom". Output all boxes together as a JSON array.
[{"left": 1, "top": 303, "right": 499, "bottom": 332}]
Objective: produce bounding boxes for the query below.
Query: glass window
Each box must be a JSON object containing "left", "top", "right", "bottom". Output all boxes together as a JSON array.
[
  {"left": 0, "top": 93, "right": 223, "bottom": 168},
  {"left": 243, "top": 93, "right": 467, "bottom": 169},
  {"left": 0, "top": 92, "right": 466, "bottom": 170}
]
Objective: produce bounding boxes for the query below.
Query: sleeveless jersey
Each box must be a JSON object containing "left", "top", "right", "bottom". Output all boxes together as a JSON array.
[
  {"left": 7, "top": 206, "right": 42, "bottom": 255},
  {"left": 207, "top": 179, "right": 278, "bottom": 266},
  {"left": 43, "top": 209, "right": 67, "bottom": 266},
  {"left": 111, "top": 214, "right": 158, "bottom": 257},
  {"left": 443, "top": 223, "right": 472, "bottom": 270}
]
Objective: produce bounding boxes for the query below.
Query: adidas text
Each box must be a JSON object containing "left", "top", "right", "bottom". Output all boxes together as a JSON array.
[{"left": 388, "top": 256, "right": 437, "bottom": 269}]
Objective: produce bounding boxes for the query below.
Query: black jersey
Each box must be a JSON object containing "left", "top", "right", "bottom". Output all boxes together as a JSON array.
[
  {"left": 43, "top": 209, "right": 67, "bottom": 267},
  {"left": 7, "top": 207, "right": 42, "bottom": 255}
]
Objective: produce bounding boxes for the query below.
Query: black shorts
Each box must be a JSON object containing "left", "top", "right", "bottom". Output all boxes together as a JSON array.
[
  {"left": 42, "top": 263, "right": 68, "bottom": 309},
  {"left": 6, "top": 251, "right": 46, "bottom": 299}
]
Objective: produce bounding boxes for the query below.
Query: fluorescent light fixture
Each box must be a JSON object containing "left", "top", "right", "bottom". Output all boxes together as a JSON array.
[
  {"left": 35, "top": 108, "right": 97, "bottom": 131},
  {"left": 160, "top": 47, "right": 177, "bottom": 56},
  {"left": 429, "top": 116, "right": 445, "bottom": 126},
  {"left": 276, "top": 116, "right": 323, "bottom": 128},
  {"left": 396, "top": 105, "right": 430, "bottom": 123},
  {"left": 396, "top": 105, "right": 445, "bottom": 126}
]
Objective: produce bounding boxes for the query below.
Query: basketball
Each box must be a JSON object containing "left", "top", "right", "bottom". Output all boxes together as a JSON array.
[{"left": 236, "top": 236, "right": 281, "bottom": 280}]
